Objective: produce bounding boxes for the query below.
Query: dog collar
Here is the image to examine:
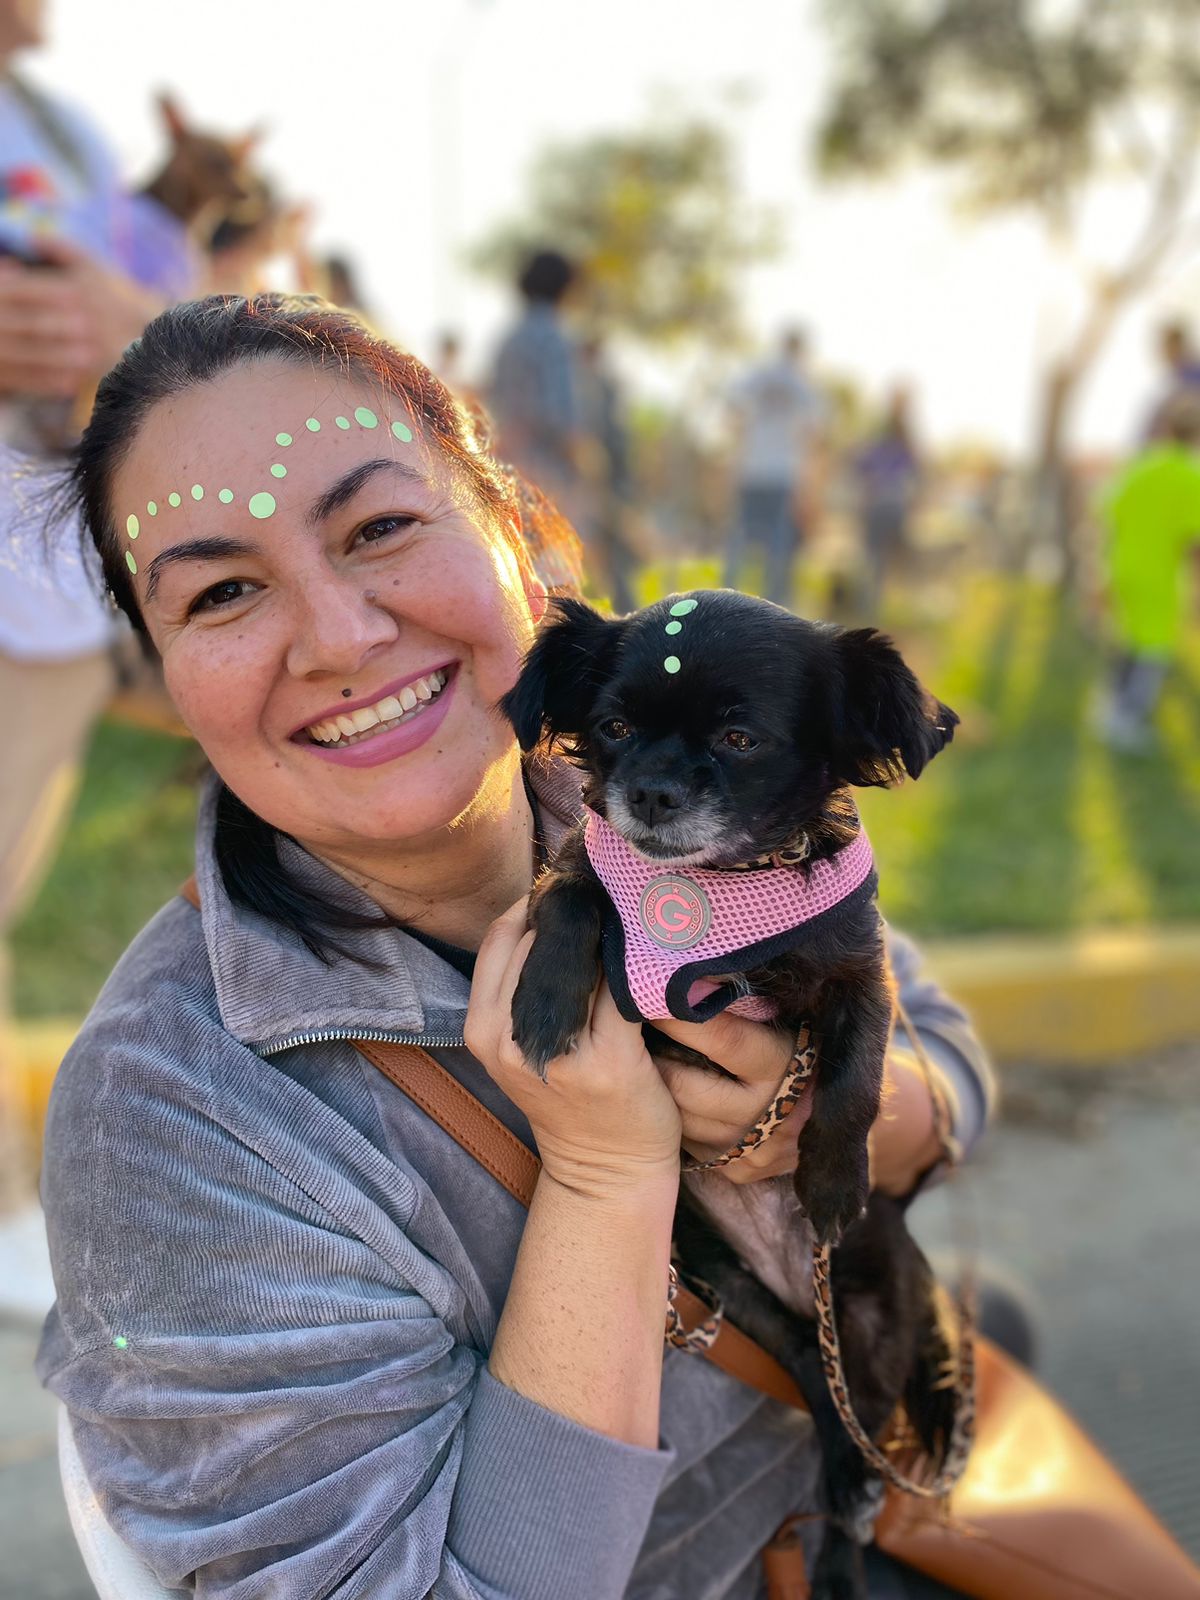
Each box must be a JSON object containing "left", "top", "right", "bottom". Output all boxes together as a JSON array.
[{"left": 583, "top": 807, "right": 877, "bottom": 1025}]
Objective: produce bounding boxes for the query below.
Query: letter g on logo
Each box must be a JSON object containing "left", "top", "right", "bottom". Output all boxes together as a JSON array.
[{"left": 639, "top": 876, "right": 711, "bottom": 949}]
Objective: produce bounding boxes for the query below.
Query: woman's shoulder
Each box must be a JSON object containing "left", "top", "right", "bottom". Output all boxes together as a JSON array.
[{"left": 46, "top": 892, "right": 234, "bottom": 1141}]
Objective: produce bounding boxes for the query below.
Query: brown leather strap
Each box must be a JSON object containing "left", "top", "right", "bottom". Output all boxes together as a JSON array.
[{"left": 180, "top": 873, "right": 809, "bottom": 1415}]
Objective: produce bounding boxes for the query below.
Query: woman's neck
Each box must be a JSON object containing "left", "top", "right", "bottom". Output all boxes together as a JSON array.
[{"left": 309, "top": 755, "right": 537, "bottom": 952}]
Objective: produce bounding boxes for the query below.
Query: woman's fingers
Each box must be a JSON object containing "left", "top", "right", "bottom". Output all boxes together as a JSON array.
[{"left": 653, "top": 1010, "right": 792, "bottom": 1087}]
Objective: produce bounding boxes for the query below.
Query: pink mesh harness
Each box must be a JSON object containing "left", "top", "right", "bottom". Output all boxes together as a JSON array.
[{"left": 583, "top": 807, "right": 877, "bottom": 1025}]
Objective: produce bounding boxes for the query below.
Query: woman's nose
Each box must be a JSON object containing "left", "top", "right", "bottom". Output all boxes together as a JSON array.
[{"left": 284, "top": 574, "right": 400, "bottom": 679}]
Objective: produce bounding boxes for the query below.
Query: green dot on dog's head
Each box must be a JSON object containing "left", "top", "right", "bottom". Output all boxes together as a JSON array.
[
  {"left": 218, "top": 489, "right": 234, "bottom": 504},
  {"left": 126, "top": 514, "right": 139, "bottom": 539},
  {"left": 665, "top": 620, "right": 682, "bottom": 635},
  {"left": 191, "top": 484, "right": 204, "bottom": 501},
  {"left": 248, "top": 491, "right": 276, "bottom": 519},
  {"left": 354, "top": 406, "right": 378, "bottom": 429},
  {"left": 305, "top": 417, "right": 321, "bottom": 432},
  {"left": 669, "top": 598, "right": 699, "bottom": 617},
  {"left": 112, "top": 1335, "right": 128, "bottom": 1349},
  {"left": 276, "top": 432, "right": 293, "bottom": 447},
  {"left": 168, "top": 492, "right": 181, "bottom": 508},
  {"left": 391, "top": 419, "right": 413, "bottom": 443},
  {"left": 664, "top": 655, "right": 681, "bottom": 674}
]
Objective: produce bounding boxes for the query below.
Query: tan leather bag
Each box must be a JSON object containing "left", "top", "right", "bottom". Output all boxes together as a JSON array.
[{"left": 352, "top": 1035, "right": 1200, "bottom": 1600}]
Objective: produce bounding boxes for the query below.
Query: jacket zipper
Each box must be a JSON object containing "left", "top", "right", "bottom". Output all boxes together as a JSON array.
[{"left": 256, "top": 1027, "right": 466, "bottom": 1058}]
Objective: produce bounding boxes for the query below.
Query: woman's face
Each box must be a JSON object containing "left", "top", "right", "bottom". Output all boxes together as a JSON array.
[{"left": 113, "top": 359, "right": 543, "bottom": 852}]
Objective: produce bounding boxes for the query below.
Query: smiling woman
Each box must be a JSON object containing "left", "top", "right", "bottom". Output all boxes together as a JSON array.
[{"left": 35, "top": 294, "right": 994, "bottom": 1600}]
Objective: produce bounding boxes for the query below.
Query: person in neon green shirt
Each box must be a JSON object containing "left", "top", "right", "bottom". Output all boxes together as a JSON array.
[{"left": 1099, "top": 394, "right": 1200, "bottom": 749}]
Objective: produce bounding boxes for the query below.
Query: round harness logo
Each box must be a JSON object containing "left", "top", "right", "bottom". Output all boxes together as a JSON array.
[{"left": 638, "top": 876, "right": 712, "bottom": 950}]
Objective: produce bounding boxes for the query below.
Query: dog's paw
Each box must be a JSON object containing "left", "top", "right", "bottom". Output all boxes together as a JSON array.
[
  {"left": 793, "top": 1163, "right": 868, "bottom": 1248},
  {"left": 510, "top": 942, "right": 595, "bottom": 1075}
]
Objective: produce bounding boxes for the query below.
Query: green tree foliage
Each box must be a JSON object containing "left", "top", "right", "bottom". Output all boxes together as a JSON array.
[
  {"left": 471, "top": 119, "right": 778, "bottom": 346},
  {"left": 814, "top": 0, "right": 1200, "bottom": 554}
]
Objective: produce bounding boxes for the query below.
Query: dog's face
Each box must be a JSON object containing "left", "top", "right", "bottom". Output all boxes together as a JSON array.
[{"left": 502, "top": 590, "right": 958, "bottom": 866}]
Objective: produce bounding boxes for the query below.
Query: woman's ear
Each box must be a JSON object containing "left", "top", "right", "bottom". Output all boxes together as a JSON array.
[
  {"left": 525, "top": 574, "right": 549, "bottom": 625},
  {"left": 827, "top": 627, "right": 958, "bottom": 786},
  {"left": 500, "top": 597, "right": 624, "bottom": 750}
]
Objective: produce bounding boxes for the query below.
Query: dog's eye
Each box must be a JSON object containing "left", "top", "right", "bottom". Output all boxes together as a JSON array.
[
  {"left": 600, "top": 718, "right": 633, "bottom": 741},
  {"left": 721, "top": 729, "right": 757, "bottom": 752}
]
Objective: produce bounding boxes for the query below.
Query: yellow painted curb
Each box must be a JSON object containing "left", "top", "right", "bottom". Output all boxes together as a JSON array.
[
  {"left": 4, "top": 1020, "right": 77, "bottom": 1144},
  {"left": 923, "top": 926, "right": 1200, "bottom": 1065},
  {"left": 5, "top": 925, "right": 1200, "bottom": 1145}
]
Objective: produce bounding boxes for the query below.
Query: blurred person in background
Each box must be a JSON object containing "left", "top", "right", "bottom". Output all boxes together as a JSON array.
[
  {"left": 1096, "top": 390, "right": 1200, "bottom": 752},
  {"left": 723, "top": 326, "right": 825, "bottom": 608},
  {"left": 1144, "top": 319, "right": 1200, "bottom": 441},
  {"left": 574, "top": 331, "right": 637, "bottom": 612},
  {"left": 0, "top": 0, "right": 223, "bottom": 1272},
  {"left": 853, "top": 383, "right": 922, "bottom": 617},
  {"left": 489, "top": 248, "right": 590, "bottom": 534}
]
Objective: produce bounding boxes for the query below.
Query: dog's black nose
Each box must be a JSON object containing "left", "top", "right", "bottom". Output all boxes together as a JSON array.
[{"left": 628, "top": 780, "right": 688, "bottom": 828}]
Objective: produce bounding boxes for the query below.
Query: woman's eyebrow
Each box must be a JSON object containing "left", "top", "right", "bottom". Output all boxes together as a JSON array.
[
  {"left": 144, "top": 536, "right": 256, "bottom": 601},
  {"left": 307, "top": 459, "right": 429, "bottom": 525}
]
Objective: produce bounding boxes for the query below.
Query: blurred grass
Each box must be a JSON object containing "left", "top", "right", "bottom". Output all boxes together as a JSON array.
[
  {"left": 11, "top": 719, "right": 200, "bottom": 1019},
  {"left": 11, "top": 572, "right": 1200, "bottom": 1018}
]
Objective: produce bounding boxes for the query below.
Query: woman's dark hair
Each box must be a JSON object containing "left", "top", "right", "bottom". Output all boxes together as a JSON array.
[{"left": 70, "top": 292, "right": 582, "bottom": 960}]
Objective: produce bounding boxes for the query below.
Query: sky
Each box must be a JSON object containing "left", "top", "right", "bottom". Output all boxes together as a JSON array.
[{"left": 30, "top": 0, "right": 1200, "bottom": 454}]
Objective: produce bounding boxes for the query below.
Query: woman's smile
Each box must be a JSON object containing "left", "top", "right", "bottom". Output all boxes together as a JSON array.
[{"left": 298, "top": 662, "right": 458, "bottom": 768}]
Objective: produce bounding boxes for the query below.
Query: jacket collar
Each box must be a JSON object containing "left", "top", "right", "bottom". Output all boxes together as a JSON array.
[{"left": 193, "top": 747, "right": 584, "bottom": 1053}]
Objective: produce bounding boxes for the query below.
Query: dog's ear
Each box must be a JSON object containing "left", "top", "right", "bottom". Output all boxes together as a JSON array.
[
  {"left": 500, "top": 597, "right": 625, "bottom": 750},
  {"left": 826, "top": 627, "right": 958, "bottom": 786}
]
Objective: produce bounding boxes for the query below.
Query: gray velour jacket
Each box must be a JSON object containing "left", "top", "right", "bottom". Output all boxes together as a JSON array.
[{"left": 37, "top": 758, "right": 993, "bottom": 1599}]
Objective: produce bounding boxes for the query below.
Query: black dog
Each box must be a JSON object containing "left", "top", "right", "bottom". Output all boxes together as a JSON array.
[{"left": 502, "top": 589, "right": 961, "bottom": 1599}]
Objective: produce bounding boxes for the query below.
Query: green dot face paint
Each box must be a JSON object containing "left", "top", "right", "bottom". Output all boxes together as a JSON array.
[
  {"left": 276, "top": 432, "right": 293, "bottom": 447},
  {"left": 218, "top": 488, "right": 234, "bottom": 504},
  {"left": 665, "top": 620, "right": 682, "bottom": 635},
  {"left": 191, "top": 484, "right": 204, "bottom": 501},
  {"left": 147, "top": 501, "right": 157, "bottom": 516},
  {"left": 248, "top": 491, "right": 276, "bottom": 519},
  {"left": 112, "top": 1335, "right": 128, "bottom": 1349},
  {"left": 125, "top": 550, "right": 137, "bottom": 575},
  {"left": 168, "top": 492, "right": 181, "bottom": 508},
  {"left": 335, "top": 415, "right": 350, "bottom": 429},
  {"left": 391, "top": 419, "right": 413, "bottom": 443},
  {"left": 305, "top": 417, "right": 321, "bottom": 432},
  {"left": 270, "top": 463, "right": 287, "bottom": 479},
  {"left": 669, "top": 598, "right": 699, "bottom": 617},
  {"left": 126, "top": 514, "right": 139, "bottom": 539},
  {"left": 354, "top": 406, "right": 378, "bottom": 429},
  {"left": 664, "top": 655, "right": 681, "bottom": 674}
]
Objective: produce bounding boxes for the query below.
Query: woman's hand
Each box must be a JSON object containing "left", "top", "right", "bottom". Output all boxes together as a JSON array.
[
  {"left": 650, "top": 1011, "right": 815, "bottom": 1185},
  {"left": 653, "top": 1011, "right": 951, "bottom": 1195},
  {"left": 465, "top": 898, "right": 683, "bottom": 1202}
]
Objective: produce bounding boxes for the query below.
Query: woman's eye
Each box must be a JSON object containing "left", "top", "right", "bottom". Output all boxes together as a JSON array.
[
  {"left": 721, "top": 729, "right": 757, "bottom": 752},
  {"left": 357, "top": 514, "right": 418, "bottom": 545},
  {"left": 189, "top": 579, "right": 256, "bottom": 615},
  {"left": 600, "top": 718, "right": 633, "bottom": 741}
]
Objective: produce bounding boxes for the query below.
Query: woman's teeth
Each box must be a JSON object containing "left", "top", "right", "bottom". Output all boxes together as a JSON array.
[{"left": 305, "top": 669, "right": 449, "bottom": 746}]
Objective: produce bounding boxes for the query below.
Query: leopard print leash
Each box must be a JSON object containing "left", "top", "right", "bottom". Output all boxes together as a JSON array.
[
  {"left": 667, "top": 1007, "right": 978, "bottom": 1498},
  {"left": 665, "top": 1026, "right": 818, "bottom": 1351},
  {"left": 812, "top": 1000, "right": 977, "bottom": 1499},
  {"left": 680, "top": 1024, "right": 819, "bottom": 1174}
]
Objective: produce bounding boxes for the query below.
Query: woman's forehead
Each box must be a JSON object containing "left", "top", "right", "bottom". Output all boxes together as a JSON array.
[{"left": 114, "top": 361, "right": 433, "bottom": 524}]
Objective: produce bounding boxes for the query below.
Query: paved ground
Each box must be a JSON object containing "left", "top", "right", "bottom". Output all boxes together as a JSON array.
[{"left": 2, "top": 1049, "right": 1198, "bottom": 1598}]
